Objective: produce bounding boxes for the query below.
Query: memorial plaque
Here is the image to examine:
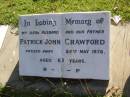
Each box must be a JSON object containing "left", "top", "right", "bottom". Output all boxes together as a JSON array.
[
  {"left": 0, "top": 25, "right": 8, "bottom": 48},
  {"left": 19, "top": 12, "right": 110, "bottom": 80}
]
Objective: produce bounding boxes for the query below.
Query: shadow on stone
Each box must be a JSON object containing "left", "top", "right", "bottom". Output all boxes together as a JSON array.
[
  {"left": 123, "top": 76, "right": 130, "bottom": 97},
  {"left": 3, "top": 63, "right": 109, "bottom": 96}
]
